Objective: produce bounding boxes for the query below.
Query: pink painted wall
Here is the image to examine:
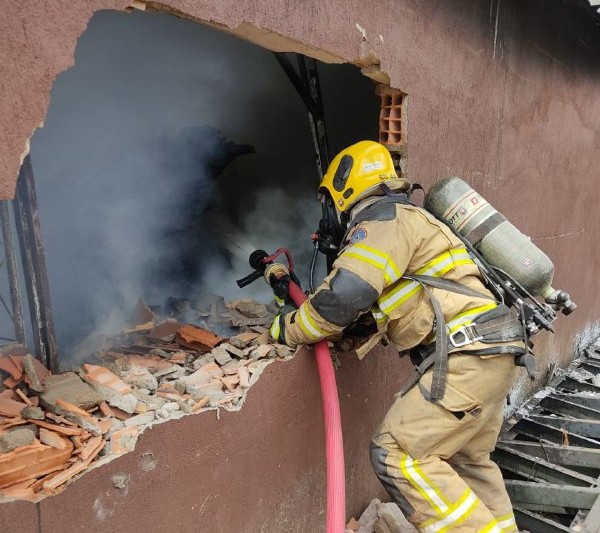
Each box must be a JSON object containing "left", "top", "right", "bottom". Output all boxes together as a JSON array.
[{"left": 1, "top": 1, "right": 599, "bottom": 530}]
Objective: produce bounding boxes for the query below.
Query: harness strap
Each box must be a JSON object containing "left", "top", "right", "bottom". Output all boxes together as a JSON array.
[
  {"left": 398, "top": 344, "right": 532, "bottom": 398},
  {"left": 398, "top": 275, "right": 527, "bottom": 400},
  {"left": 404, "top": 276, "right": 448, "bottom": 400}
]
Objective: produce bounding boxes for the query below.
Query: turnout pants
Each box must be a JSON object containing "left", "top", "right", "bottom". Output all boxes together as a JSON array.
[{"left": 370, "top": 352, "right": 519, "bottom": 533}]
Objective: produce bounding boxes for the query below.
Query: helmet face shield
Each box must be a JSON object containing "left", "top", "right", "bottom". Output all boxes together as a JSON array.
[{"left": 319, "top": 141, "right": 401, "bottom": 212}]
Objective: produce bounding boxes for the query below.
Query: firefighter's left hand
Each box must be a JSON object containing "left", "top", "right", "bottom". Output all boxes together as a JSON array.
[{"left": 269, "top": 305, "right": 296, "bottom": 346}]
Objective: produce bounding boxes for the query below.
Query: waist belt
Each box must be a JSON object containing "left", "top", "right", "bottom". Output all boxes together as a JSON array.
[{"left": 398, "top": 274, "right": 528, "bottom": 401}]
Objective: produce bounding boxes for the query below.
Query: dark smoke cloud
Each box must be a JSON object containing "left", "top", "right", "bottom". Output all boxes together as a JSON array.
[{"left": 28, "top": 9, "right": 378, "bottom": 363}]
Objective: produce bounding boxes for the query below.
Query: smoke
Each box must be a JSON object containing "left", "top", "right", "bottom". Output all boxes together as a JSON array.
[{"left": 28, "top": 9, "right": 378, "bottom": 362}]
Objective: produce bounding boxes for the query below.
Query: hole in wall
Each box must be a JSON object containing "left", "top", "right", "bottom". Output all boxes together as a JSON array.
[{"left": 26, "top": 9, "right": 382, "bottom": 365}]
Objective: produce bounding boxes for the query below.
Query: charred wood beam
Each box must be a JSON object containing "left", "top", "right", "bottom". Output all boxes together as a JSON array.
[
  {"left": 514, "top": 506, "right": 572, "bottom": 532},
  {"left": 0, "top": 201, "right": 25, "bottom": 344},
  {"left": 493, "top": 444, "right": 596, "bottom": 486},
  {"left": 13, "top": 155, "right": 58, "bottom": 371},
  {"left": 513, "top": 417, "right": 600, "bottom": 448},
  {"left": 498, "top": 440, "right": 600, "bottom": 470}
]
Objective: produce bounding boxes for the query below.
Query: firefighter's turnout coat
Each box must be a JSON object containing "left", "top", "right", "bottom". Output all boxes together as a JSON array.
[{"left": 277, "top": 198, "right": 520, "bottom": 533}]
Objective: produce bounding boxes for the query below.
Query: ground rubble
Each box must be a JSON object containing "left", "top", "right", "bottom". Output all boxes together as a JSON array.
[
  {"left": 345, "top": 499, "right": 418, "bottom": 533},
  {"left": 0, "top": 297, "right": 294, "bottom": 503}
]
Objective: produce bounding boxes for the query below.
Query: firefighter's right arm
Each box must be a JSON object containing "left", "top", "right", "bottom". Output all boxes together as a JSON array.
[{"left": 271, "top": 218, "right": 415, "bottom": 347}]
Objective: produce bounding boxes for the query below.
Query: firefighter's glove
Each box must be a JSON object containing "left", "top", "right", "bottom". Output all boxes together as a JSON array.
[
  {"left": 269, "top": 305, "right": 296, "bottom": 347},
  {"left": 264, "top": 263, "right": 291, "bottom": 306}
]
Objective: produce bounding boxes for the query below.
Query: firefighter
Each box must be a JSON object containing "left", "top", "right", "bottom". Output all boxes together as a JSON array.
[{"left": 269, "top": 140, "right": 524, "bottom": 532}]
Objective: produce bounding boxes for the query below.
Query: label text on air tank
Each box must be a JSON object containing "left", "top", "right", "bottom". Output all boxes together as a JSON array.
[{"left": 443, "top": 190, "right": 490, "bottom": 232}]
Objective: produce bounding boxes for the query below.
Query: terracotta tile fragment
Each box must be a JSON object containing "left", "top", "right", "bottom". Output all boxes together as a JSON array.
[
  {"left": 0, "top": 479, "right": 36, "bottom": 501},
  {"left": 177, "top": 325, "right": 221, "bottom": 352},
  {"left": 82, "top": 364, "right": 132, "bottom": 395},
  {"left": 169, "top": 351, "right": 187, "bottom": 364},
  {"left": 0, "top": 418, "right": 28, "bottom": 430},
  {"left": 151, "top": 321, "right": 184, "bottom": 338},
  {"left": 0, "top": 440, "right": 73, "bottom": 489},
  {"left": 156, "top": 382, "right": 178, "bottom": 395},
  {"left": 200, "top": 362, "right": 224, "bottom": 378},
  {"left": 79, "top": 436, "right": 103, "bottom": 461},
  {"left": 109, "top": 407, "right": 132, "bottom": 421},
  {"left": 45, "top": 412, "right": 76, "bottom": 426},
  {"left": 39, "top": 429, "right": 70, "bottom": 450},
  {"left": 191, "top": 397, "right": 210, "bottom": 411},
  {"left": 30, "top": 420, "right": 82, "bottom": 437},
  {"left": 107, "top": 426, "right": 138, "bottom": 455},
  {"left": 31, "top": 470, "right": 64, "bottom": 494},
  {"left": 98, "top": 401, "right": 115, "bottom": 418},
  {"left": 238, "top": 366, "right": 250, "bottom": 388},
  {"left": 14, "top": 389, "right": 33, "bottom": 406},
  {"left": 70, "top": 434, "right": 85, "bottom": 451},
  {"left": 42, "top": 459, "right": 87, "bottom": 493},
  {"left": 2, "top": 376, "right": 20, "bottom": 389},
  {"left": 0, "top": 356, "right": 22, "bottom": 379},
  {"left": 250, "top": 331, "right": 271, "bottom": 346},
  {"left": 55, "top": 399, "right": 91, "bottom": 418},
  {"left": 0, "top": 397, "right": 27, "bottom": 417},
  {"left": 126, "top": 354, "right": 172, "bottom": 371}
]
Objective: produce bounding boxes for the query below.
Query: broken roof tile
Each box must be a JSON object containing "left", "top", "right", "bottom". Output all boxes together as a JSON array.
[
  {"left": 151, "top": 321, "right": 184, "bottom": 338},
  {"left": 0, "top": 440, "right": 73, "bottom": 489},
  {"left": 0, "top": 397, "right": 27, "bottom": 418},
  {"left": 82, "top": 364, "right": 132, "bottom": 395},
  {"left": 29, "top": 420, "right": 82, "bottom": 437},
  {"left": 177, "top": 325, "right": 221, "bottom": 352},
  {"left": 0, "top": 356, "right": 22, "bottom": 380},
  {"left": 39, "top": 429, "right": 70, "bottom": 450}
]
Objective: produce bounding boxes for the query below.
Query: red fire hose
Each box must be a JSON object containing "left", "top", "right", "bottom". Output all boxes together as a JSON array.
[
  {"left": 236, "top": 248, "right": 346, "bottom": 532},
  {"left": 288, "top": 281, "right": 346, "bottom": 533}
]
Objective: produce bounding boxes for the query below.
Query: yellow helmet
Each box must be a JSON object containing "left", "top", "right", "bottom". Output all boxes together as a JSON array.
[{"left": 319, "top": 141, "right": 407, "bottom": 212}]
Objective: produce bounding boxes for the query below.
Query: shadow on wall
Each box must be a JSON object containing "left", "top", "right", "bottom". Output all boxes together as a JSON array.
[{"left": 28, "top": 9, "right": 379, "bottom": 364}]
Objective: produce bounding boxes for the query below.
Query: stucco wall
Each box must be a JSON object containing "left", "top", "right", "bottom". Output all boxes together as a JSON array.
[
  {"left": 1, "top": 1, "right": 600, "bottom": 530},
  {"left": 3, "top": 346, "right": 410, "bottom": 532},
  {"left": 1, "top": 0, "right": 599, "bottom": 360}
]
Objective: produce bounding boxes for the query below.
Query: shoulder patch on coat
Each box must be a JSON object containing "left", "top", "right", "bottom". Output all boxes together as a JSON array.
[{"left": 349, "top": 227, "right": 368, "bottom": 244}]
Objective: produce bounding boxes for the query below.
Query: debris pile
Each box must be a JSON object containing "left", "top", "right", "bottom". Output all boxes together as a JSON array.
[
  {"left": 345, "top": 499, "right": 418, "bottom": 533},
  {"left": 0, "top": 298, "right": 293, "bottom": 502}
]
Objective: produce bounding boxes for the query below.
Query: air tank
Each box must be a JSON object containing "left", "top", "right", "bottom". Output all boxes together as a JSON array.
[{"left": 424, "top": 176, "right": 555, "bottom": 298}]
